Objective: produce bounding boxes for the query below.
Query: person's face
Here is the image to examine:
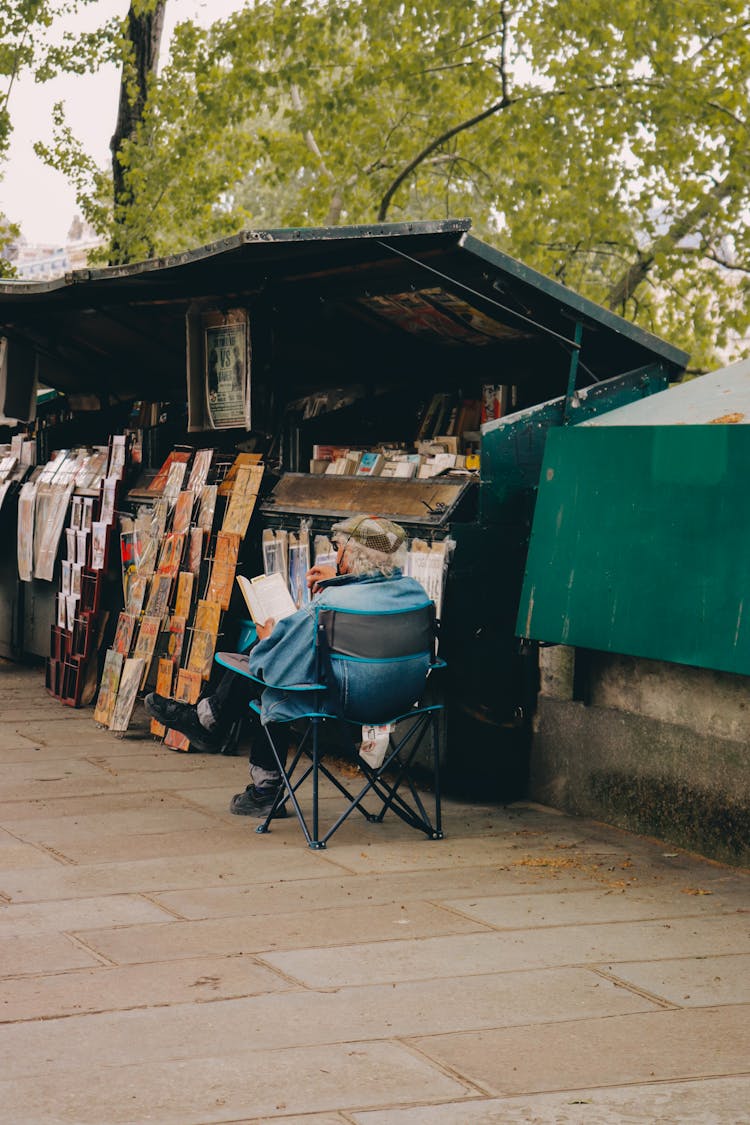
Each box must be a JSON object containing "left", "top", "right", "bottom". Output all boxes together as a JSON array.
[{"left": 336, "top": 542, "right": 350, "bottom": 575}]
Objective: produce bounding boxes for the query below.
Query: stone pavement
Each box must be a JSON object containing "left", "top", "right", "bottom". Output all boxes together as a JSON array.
[{"left": 0, "top": 663, "right": 748, "bottom": 1125}]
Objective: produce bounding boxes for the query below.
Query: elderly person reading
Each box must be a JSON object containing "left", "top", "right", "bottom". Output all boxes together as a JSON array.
[{"left": 145, "top": 515, "right": 429, "bottom": 817}]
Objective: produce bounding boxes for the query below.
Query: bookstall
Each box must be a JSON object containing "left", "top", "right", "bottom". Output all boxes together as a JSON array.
[{"left": 0, "top": 221, "right": 687, "bottom": 795}]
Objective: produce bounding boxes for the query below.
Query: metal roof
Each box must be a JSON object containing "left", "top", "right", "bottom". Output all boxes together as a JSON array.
[
  {"left": 0, "top": 220, "right": 688, "bottom": 399},
  {"left": 580, "top": 357, "right": 750, "bottom": 426}
]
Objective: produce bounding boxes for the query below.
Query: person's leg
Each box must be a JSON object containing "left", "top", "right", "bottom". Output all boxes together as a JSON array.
[
  {"left": 144, "top": 668, "right": 258, "bottom": 751},
  {"left": 230, "top": 720, "right": 291, "bottom": 816}
]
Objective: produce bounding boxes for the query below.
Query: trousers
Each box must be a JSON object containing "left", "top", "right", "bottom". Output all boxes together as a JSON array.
[{"left": 200, "top": 670, "right": 289, "bottom": 785}]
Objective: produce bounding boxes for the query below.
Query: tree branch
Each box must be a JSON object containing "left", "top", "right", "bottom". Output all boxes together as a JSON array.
[{"left": 606, "top": 172, "right": 738, "bottom": 311}]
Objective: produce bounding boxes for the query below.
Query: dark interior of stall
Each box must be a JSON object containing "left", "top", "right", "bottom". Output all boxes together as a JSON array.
[{"left": 0, "top": 224, "right": 687, "bottom": 799}]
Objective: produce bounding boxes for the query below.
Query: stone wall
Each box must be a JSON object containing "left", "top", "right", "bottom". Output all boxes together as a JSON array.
[{"left": 530, "top": 647, "right": 750, "bottom": 866}]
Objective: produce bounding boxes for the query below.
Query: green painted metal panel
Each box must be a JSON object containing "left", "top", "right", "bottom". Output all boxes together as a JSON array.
[{"left": 517, "top": 425, "right": 750, "bottom": 675}]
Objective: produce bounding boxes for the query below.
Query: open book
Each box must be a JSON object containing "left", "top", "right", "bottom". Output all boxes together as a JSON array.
[{"left": 236, "top": 572, "right": 298, "bottom": 625}]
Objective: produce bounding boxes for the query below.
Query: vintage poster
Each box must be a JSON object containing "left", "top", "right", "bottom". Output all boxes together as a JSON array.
[
  {"left": 113, "top": 612, "right": 137, "bottom": 656},
  {"left": 157, "top": 533, "right": 185, "bottom": 578},
  {"left": 34, "top": 482, "right": 74, "bottom": 581},
  {"left": 99, "top": 476, "right": 118, "bottom": 525},
  {"left": 173, "top": 571, "right": 194, "bottom": 619},
  {"left": 206, "top": 531, "right": 240, "bottom": 610},
  {"left": 109, "top": 657, "right": 145, "bottom": 733},
  {"left": 187, "top": 448, "right": 214, "bottom": 494},
  {"left": 172, "top": 490, "right": 194, "bottom": 535},
  {"left": 71, "top": 563, "right": 82, "bottom": 598},
  {"left": 145, "top": 573, "right": 172, "bottom": 619},
  {"left": 126, "top": 573, "right": 148, "bottom": 616},
  {"left": 61, "top": 559, "right": 72, "bottom": 596},
  {"left": 164, "top": 669, "right": 202, "bottom": 751},
  {"left": 197, "top": 485, "right": 217, "bottom": 532},
  {"left": 107, "top": 434, "right": 128, "bottom": 480},
  {"left": 94, "top": 649, "right": 124, "bottom": 726},
  {"left": 65, "top": 594, "right": 78, "bottom": 631},
  {"left": 163, "top": 461, "right": 188, "bottom": 505},
  {"left": 65, "top": 527, "right": 76, "bottom": 561},
  {"left": 188, "top": 527, "right": 204, "bottom": 577},
  {"left": 150, "top": 658, "right": 175, "bottom": 737},
  {"left": 217, "top": 452, "right": 263, "bottom": 497},
  {"left": 187, "top": 599, "right": 221, "bottom": 679},
  {"left": 90, "top": 521, "right": 108, "bottom": 570},
  {"left": 69, "top": 495, "right": 83, "bottom": 531},
  {"left": 222, "top": 464, "right": 263, "bottom": 538},
  {"left": 167, "top": 615, "right": 187, "bottom": 664},
  {"left": 203, "top": 310, "right": 251, "bottom": 430},
  {"left": 148, "top": 451, "right": 191, "bottom": 494},
  {"left": 133, "top": 615, "right": 162, "bottom": 688},
  {"left": 56, "top": 594, "right": 67, "bottom": 629},
  {"left": 76, "top": 528, "right": 89, "bottom": 567},
  {"left": 81, "top": 497, "right": 95, "bottom": 532},
  {"left": 17, "top": 480, "right": 37, "bottom": 583}
]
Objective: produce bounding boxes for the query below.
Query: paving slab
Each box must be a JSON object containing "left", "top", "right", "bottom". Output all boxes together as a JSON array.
[
  {"left": 0, "top": 892, "right": 175, "bottom": 935},
  {"left": 0, "top": 931, "right": 104, "bottom": 976},
  {"left": 0, "top": 847, "right": 347, "bottom": 902},
  {"left": 0, "top": 1041, "right": 472, "bottom": 1124},
  {"left": 441, "top": 885, "right": 736, "bottom": 928},
  {"left": 409, "top": 1005, "right": 750, "bottom": 1095},
  {"left": 151, "top": 867, "right": 598, "bottom": 921},
  {"left": 605, "top": 952, "right": 750, "bottom": 1007},
  {"left": 352, "top": 1075, "right": 750, "bottom": 1124},
  {"left": 73, "top": 900, "right": 484, "bottom": 964},
  {"left": 258, "top": 913, "right": 750, "bottom": 988},
  {"left": 0, "top": 954, "right": 291, "bottom": 1023},
  {"left": 0, "top": 967, "right": 656, "bottom": 1077}
]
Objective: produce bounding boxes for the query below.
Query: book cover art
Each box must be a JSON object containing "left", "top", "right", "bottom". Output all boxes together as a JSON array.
[
  {"left": 90, "top": 521, "right": 109, "bottom": 570},
  {"left": 173, "top": 571, "right": 195, "bottom": 619},
  {"left": 148, "top": 451, "right": 191, "bottom": 494},
  {"left": 206, "top": 531, "right": 240, "bottom": 610},
  {"left": 133, "top": 615, "right": 163, "bottom": 688},
  {"left": 113, "top": 612, "right": 137, "bottom": 656},
  {"left": 172, "top": 490, "right": 194, "bottom": 535},
  {"left": 145, "top": 573, "right": 172, "bottom": 618},
  {"left": 109, "top": 657, "right": 145, "bottom": 732},
  {"left": 197, "top": 485, "right": 217, "bottom": 533},
  {"left": 126, "top": 573, "right": 148, "bottom": 616},
  {"left": 187, "top": 449, "right": 213, "bottom": 494},
  {"left": 222, "top": 464, "right": 263, "bottom": 538},
  {"left": 94, "top": 649, "right": 124, "bottom": 726},
  {"left": 164, "top": 669, "right": 202, "bottom": 750},
  {"left": 157, "top": 533, "right": 185, "bottom": 578},
  {"left": 188, "top": 527, "right": 204, "bottom": 576},
  {"left": 150, "top": 658, "right": 175, "bottom": 737},
  {"left": 167, "top": 615, "right": 187, "bottom": 664},
  {"left": 186, "top": 599, "right": 221, "bottom": 679},
  {"left": 216, "top": 452, "right": 262, "bottom": 496}
]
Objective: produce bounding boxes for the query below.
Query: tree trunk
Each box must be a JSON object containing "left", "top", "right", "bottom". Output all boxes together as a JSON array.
[
  {"left": 109, "top": 1, "right": 167, "bottom": 263},
  {"left": 606, "top": 174, "right": 736, "bottom": 312}
]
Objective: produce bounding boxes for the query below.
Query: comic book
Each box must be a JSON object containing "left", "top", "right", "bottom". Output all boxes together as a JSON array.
[
  {"left": 206, "top": 531, "right": 240, "bottom": 610},
  {"left": 94, "top": 650, "right": 124, "bottom": 726}
]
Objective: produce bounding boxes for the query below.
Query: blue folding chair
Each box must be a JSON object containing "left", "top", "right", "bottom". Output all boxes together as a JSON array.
[{"left": 216, "top": 603, "right": 445, "bottom": 849}]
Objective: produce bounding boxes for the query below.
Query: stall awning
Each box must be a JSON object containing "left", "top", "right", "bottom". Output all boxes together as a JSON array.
[{"left": 0, "top": 220, "right": 687, "bottom": 402}]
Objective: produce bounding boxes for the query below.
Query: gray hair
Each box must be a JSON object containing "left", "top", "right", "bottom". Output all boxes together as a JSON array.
[{"left": 333, "top": 534, "right": 408, "bottom": 577}]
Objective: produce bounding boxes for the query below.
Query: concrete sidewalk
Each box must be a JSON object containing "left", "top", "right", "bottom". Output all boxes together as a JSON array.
[{"left": 0, "top": 663, "right": 748, "bottom": 1124}]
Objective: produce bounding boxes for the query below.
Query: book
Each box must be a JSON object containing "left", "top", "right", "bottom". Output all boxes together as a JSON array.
[
  {"left": 133, "top": 615, "right": 162, "bottom": 688},
  {"left": 167, "top": 615, "right": 187, "bottom": 663},
  {"left": 222, "top": 464, "right": 263, "bottom": 538},
  {"left": 150, "top": 658, "right": 175, "bottom": 737},
  {"left": 206, "top": 531, "right": 240, "bottom": 610},
  {"left": 172, "top": 490, "right": 194, "bottom": 534},
  {"left": 356, "top": 452, "right": 384, "bottom": 477},
  {"left": 186, "top": 600, "right": 221, "bottom": 679},
  {"left": 164, "top": 670, "right": 203, "bottom": 751},
  {"left": 236, "top": 572, "right": 297, "bottom": 625},
  {"left": 109, "top": 657, "right": 146, "bottom": 732},
  {"left": 94, "top": 650, "right": 124, "bottom": 726},
  {"left": 148, "top": 451, "right": 191, "bottom": 494},
  {"left": 217, "top": 452, "right": 263, "bottom": 496},
  {"left": 173, "top": 571, "right": 194, "bottom": 619}
]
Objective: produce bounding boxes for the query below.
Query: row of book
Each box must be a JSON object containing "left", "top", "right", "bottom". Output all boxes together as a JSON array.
[{"left": 310, "top": 445, "right": 473, "bottom": 479}]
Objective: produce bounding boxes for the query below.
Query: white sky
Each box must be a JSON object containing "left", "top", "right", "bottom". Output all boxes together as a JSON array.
[{"left": 1, "top": 0, "right": 247, "bottom": 245}]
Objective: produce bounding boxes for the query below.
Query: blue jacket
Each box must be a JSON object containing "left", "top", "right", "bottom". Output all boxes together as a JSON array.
[{"left": 248, "top": 571, "right": 432, "bottom": 724}]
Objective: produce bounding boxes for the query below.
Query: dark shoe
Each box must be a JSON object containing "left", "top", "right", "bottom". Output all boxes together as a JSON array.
[
  {"left": 144, "top": 693, "right": 222, "bottom": 753},
  {"left": 229, "top": 784, "right": 287, "bottom": 818}
]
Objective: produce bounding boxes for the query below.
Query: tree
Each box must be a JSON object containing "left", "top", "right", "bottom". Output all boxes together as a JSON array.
[
  {"left": 0, "top": 0, "right": 117, "bottom": 274},
  {"left": 40, "top": 1, "right": 750, "bottom": 366}
]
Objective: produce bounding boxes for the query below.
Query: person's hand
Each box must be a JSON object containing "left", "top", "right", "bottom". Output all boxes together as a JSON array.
[
  {"left": 256, "top": 618, "right": 275, "bottom": 641},
  {"left": 306, "top": 564, "right": 337, "bottom": 592}
]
